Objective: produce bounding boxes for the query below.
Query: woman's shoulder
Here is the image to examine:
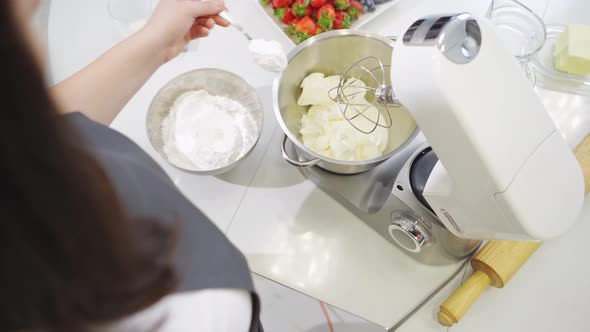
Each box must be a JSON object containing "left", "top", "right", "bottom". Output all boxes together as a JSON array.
[
  {"left": 64, "top": 112, "right": 139, "bottom": 149},
  {"left": 65, "top": 111, "right": 173, "bottom": 182},
  {"left": 63, "top": 112, "right": 183, "bottom": 227},
  {"left": 64, "top": 112, "right": 164, "bottom": 170},
  {"left": 62, "top": 113, "right": 262, "bottom": 331}
]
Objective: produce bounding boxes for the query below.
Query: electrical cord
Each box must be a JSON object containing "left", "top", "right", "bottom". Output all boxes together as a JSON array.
[
  {"left": 387, "top": 243, "right": 482, "bottom": 332},
  {"left": 319, "top": 301, "right": 335, "bottom": 332},
  {"left": 314, "top": 243, "right": 481, "bottom": 332}
]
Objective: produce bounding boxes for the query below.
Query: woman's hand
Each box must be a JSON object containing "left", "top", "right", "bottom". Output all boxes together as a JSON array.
[
  {"left": 143, "top": 0, "right": 230, "bottom": 63},
  {"left": 53, "top": 0, "right": 231, "bottom": 124}
]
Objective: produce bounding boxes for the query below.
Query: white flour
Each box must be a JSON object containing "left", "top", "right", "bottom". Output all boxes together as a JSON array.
[
  {"left": 162, "top": 90, "right": 258, "bottom": 171},
  {"left": 248, "top": 39, "right": 288, "bottom": 72}
]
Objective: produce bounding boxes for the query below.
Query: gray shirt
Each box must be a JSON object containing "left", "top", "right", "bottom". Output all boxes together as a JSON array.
[{"left": 66, "top": 113, "right": 262, "bottom": 332}]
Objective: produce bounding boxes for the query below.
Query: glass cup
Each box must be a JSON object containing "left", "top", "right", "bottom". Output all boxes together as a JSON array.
[
  {"left": 486, "top": 0, "right": 547, "bottom": 85},
  {"left": 107, "top": 0, "right": 156, "bottom": 37},
  {"left": 108, "top": 0, "right": 199, "bottom": 52}
]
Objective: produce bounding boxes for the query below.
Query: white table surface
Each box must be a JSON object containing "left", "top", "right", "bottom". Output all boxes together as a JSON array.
[{"left": 48, "top": 0, "right": 590, "bottom": 331}]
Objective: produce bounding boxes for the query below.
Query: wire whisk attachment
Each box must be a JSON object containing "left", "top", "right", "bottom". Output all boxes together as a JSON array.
[{"left": 329, "top": 56, "right": 401, "bottom": 134}]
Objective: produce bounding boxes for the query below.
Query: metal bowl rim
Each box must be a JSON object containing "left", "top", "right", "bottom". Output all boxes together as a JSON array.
[
  {"left": 272, "top": 29, "right": 419, "bottom": 166},
  {"left": 146, "top": 68, "right": 264, "bottom": 175}
]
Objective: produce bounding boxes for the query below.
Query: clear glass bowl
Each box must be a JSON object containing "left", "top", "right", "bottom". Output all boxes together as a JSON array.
[{"left": 531, "top": 25, "right": 590, "bottom": 150}]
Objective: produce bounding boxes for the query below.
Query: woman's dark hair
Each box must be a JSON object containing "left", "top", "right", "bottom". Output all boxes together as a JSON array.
[{"left": 0, "top": 2, "right": 177, "bottom": 331}]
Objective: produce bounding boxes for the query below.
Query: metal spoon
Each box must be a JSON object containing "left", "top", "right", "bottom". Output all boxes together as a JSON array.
[{"left": 219, "top": 10, "right": 253, "bottom": 41}]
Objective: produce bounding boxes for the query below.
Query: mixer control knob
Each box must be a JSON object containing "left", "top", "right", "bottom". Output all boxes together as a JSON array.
[{"left": 389, "top": 212, "right": 430, "bottom": 253}]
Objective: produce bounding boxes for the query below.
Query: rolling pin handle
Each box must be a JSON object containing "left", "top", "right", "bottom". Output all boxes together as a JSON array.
[{"left": 438, "top": 270, "right": 491, "bottom": 327}]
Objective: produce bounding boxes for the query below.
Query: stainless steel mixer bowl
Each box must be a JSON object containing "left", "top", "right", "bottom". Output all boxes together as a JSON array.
[
  {"left": 273, "top": 30, "right": 419, "bottom": 175},
  {"left": 146, "top": 68, "right": 264, "bottom": 175}
]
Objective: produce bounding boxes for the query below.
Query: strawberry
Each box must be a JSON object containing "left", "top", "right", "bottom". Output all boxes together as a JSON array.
[
  {"left": 278, "top": 7, "right": 296, "bottom": 24},
  {"left": 311, "top": 0, "right": 326, "bottom": 8},
  {"left": 292, "top": 0, "right": 311, "bottom": 17},
  {"left": 347, "top": 0, "right": 363, "bottom": 20},
  {"left": 295, "top": 16, "right": 317, "bottom": 34},
  {"left": 287, "top": 17, "right": 301, "bottom": 35},
  {"left": 317, "top": 4, "right": 336, "bottom": 30},
  {"left": 334, "top": 0, "right": 350, "bottom": 10},
  {"left": 305, "top": 6, "right": 313, "bottom": 17},
  {"left": 295, "top": 16, "right": 317, "bottom": 42},
  {"left": 334, "top": 11, "right": 351, "bottom": 29},
  {"left": 275, "top": 7, "right": 285, "bottom": 19},
  {"left": 272, "top": 0, "right": 292, "bottom": 9}
]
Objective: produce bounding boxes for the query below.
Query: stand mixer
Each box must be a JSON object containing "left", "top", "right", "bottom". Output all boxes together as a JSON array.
[{"left": 274, "top": 13, "right": 585, "bottom": 264}]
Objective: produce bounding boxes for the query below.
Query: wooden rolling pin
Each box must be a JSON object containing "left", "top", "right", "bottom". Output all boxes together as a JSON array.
[{"left": 438, "top": 134, "right": 590, "bottom": 327}]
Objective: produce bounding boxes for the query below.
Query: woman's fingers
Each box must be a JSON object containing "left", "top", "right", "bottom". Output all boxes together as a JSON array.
[
  {"left": 187, "top": 17, "right": 217, "bottom": 41},
  {"left": 195, "top": 17, "right": 215, "bottom": 29},
  {"left": 211, "top": 14, "right": 230, "bottom": 27},
  {"left": 185, "top": 0, "right": 224, "bottom": 18},
  {"left": 182, "top": 1, "right": 228, "bottom": 42},
  {"left": 190, "top": 24, "right": 210, "bottom": 39},
  {"left": 197, "top": 15, "right": 229, "bottom": 27}
]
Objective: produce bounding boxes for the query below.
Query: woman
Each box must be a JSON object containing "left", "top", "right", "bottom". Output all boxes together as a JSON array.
[{"left": 1, "top": 0, "right": 262, "bottom": 331}]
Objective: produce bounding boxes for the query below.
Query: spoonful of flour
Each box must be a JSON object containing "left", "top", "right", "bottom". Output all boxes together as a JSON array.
[
  {"left": 248, "top": 39, "right": 288, "bottom": 72},
  {"left": 218, "top": 10, "right": 286, "bottom": 72}
]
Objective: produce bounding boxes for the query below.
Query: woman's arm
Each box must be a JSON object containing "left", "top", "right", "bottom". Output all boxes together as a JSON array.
[{"left": 51, "top": 0, "right": 227, "bottom": 125}]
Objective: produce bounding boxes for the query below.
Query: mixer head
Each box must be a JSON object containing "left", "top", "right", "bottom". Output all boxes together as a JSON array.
[{"left": 329, "top": 56, "right": 401, "bottom": 134}]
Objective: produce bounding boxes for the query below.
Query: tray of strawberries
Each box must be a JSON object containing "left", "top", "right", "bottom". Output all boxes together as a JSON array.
[{"left": 258, "top": 0, "right": 398, "bottom": 43}]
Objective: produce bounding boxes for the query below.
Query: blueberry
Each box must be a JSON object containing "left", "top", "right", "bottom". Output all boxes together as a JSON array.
[{"left": 363, "top": 0, "right": 391, "bottom": 11}]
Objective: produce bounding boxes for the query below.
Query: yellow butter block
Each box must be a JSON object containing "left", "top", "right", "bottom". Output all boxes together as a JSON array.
[{"left": 554, "top": 24, "right": 590, "bottom": 76}]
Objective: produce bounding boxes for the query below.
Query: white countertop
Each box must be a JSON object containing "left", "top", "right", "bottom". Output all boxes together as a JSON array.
[{"left": 48, "top": 0, "right": 590, "bottom": 331}]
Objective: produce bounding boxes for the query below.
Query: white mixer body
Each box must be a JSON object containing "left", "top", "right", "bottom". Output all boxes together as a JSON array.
[{"left": 390, "top": 14, "right": 584, "bottom": 240}]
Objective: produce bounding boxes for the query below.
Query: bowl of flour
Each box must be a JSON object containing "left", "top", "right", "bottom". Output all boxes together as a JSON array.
[{"left": 146, "top": 69, "right": 263, "bottom": 175}]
